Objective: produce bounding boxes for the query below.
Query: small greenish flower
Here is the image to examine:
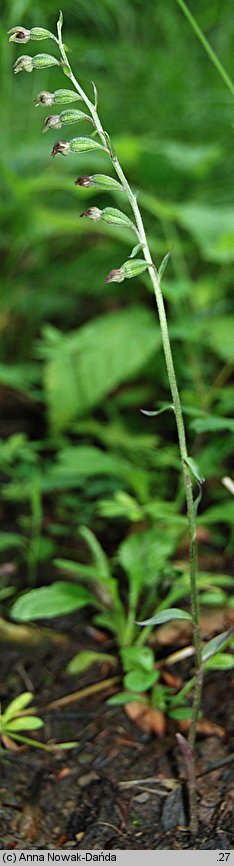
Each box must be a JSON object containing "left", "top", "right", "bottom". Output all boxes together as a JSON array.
[
  {"left": 43, "top": 115, "right": 62, "bottom": 133},
  {"left": 105, "top": 268, "right": 125, "bottom": 283},
  {"left": 51, "top": 140, "right": 70, "bottom": 157},
  {"left": 8, "top": 27, "right": 31, "bottom": 44},
  {"left": 35, "top": 91, "right": 55, "bottom": 106},
  {"left": 13, "top": 54, "right": 33, "bottom": 73},
  {"left": 80, "top": 208, "right": 102, "bottom": 222}
]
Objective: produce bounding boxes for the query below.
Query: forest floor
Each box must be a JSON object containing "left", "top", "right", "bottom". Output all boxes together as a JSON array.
[{"left": 0, "top": 610, "right": 234, "bottom": 851}]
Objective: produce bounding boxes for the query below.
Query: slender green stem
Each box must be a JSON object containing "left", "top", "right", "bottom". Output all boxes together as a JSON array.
[
  {"left": 175, "top": 0, "right": 234, "bottom": 97},
  {"left": 57, "top": 18, "right": 202, "bottom": 833}
]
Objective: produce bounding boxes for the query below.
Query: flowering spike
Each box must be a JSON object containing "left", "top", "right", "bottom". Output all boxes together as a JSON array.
[{"left": 51, "top": 140, "right": 70, "bottom": 158}]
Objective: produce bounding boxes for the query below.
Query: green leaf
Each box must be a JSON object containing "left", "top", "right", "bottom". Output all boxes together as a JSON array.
[
  {"left": 185, "top": 456, "right": 205, "bottom": 484},
  {"left": 129, "top": 243, "right": 143, "bottom": 258},
  {"left": 0, "top": 532, "right": 23, "bottom": 552},
  {"left": 141, "top": 403, "right": 173, "bottom": 417},
  {"left": 2, "top": 692, "right": 33, "bottom": 724},
  {"left": 158, "top": 250, "right": 172, "bottom": 281},
  {"left": 168, "top": 706, "right": 193, "bottom": 721},
  {"left": 67, "top": 651, "right": 116, "bottom": 674},
  {"left": 204, "top": 653, "right": 234, "bottom": 671},
  {"left": 101, "top": 208, "right": 137, "bottom": 232},
  {"left": 202, "top": 628, "right": 233, "bottom": 662},
  {"left": 191, "top": 415, "right": 234, "bottom": 434},
  {"left": 107, "top": 692, "right": 146, "bottom": 706},
  {"left": 41, "top": 306, "right": 161, "bottom": 430},
  {"left": 122, "top": 259, "right": 148, "bottom": 278},
  {"left": 137, "top": 608, "right": 192, "bottom": 626},
  {"left": 5, "top": 716, "right": 43, "bottom": 732},
  {"left": 11, "top": 582, "right": 94, "bottom": 622},
  {"left": 124, "top": 669, "right": 157, "bottom": 692},
  {"left": 121, "top": 645, "right": 155, "bottom": 673},
  {"left": 70, "top": 137, "right": 105, "bottom": 153},
  {"left": 32, "top": 54, "right": 60, "bottom": 69}
]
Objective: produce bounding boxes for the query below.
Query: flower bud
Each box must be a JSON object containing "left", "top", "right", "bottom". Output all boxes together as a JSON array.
[
  {"left": 80, "top": 208, "right": 102, "bottom": 222},
  {"left": 43, "top": 114, "right": 61, "bottom": 132},
  {"left": 69, "top": 137, "right": 105, "bottom": 154},
  {"left": 51, "top": 140, "right": 70, "bottom": 158},
  {"left": 75, "top": 176, "right": 93, "bottom": 187},
  {"left": 13, "top": 55, "right": 33, "bottom": 73},
  {"left": 123, "top": 259, "right": 148, "bottom": 279},
  {"left": 105, "top": 268, "right": 125, "bottom": 284},
  {"left": 101, "top": 207, "right": 136, "bottom": 232},
  {"left": 8, "top": 26, "right": 31, "bottom": 44},
  {"left": 35, "top": 91, "right": 55, "bottom": 106},
  {"left": 53, "top": 89, "right": 82, "bottom": 105}
]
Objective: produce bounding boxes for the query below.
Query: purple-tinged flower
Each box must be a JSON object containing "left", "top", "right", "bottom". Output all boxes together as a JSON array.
[
  {"left": 35, "top": 91, "right": 55, "bottom": 106},
  {"left": 51, "top": 140, "right": 70, "bottom": 158},
  {"left": 80, "top": 208, "right": 102, "bottom": 222},
  {"left": 8, "top": 26, "right": 31, "bottom": 44},
  {"left": 75, "top": 176, "right": 93, "bottom": 187},
  {"left": 105, "top": 268, "right": 125, "bottom": 283},
  {"left": 43, "top": 115, "right": 61, "bottom": 133}
]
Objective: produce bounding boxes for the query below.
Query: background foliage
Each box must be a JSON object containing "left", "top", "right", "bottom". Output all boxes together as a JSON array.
[{"left": 0, "top": 0, "right": 233, "bottom": 603}]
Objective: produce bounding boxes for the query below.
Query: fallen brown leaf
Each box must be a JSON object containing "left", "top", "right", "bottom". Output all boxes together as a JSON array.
[
  {"left": 125, "top": 701, "right": 166, "bottom": 736},
  {"left": 178, "top": 718, "right": 225, "bottom": 738}
]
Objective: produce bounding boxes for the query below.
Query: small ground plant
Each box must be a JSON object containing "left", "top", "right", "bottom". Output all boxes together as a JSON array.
[{"left": 8, "top": 8, "right": 234, "bottom": 834}]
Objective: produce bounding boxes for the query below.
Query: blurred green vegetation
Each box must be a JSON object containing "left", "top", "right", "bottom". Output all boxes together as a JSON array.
[{"left": 0, "top": 0, "right": 233, "bottom": 599}]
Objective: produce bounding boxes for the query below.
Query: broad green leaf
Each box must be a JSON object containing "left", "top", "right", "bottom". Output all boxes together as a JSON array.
[
  {"left": 67, "top": 651, "right": 116, "bottom": 674},
  {"left": 191, "top": 415, "right": 234, "bottom": 434},
  {"left": 204, "top": 653, "right": 234, "bottom": 671},
  {"left": 11, "top": 582, "right": 94, "bottom": 622},
  {"left": 137, "top": 608, "right": 192, "bottom": 627},
  {"left": 168, "top": 706, "right": 193, "bottom": 721},
  {"left": 41, "top": 306, "right": 161, "bottom": 430},
  {"left": 107, "top": 692, "right": 146, "bottom": 706},
  {"left": 124, "top": 669, "right": 157, "bottom": 692},
  {"left": 0, "top": 533, "right": 24, "bottom": 552},
  {"left": 5, "top": 716, "right": 43, "bottom": 732},
  {"left": 205, "top": 316, "right": 234, "bottom": 363},
  {"left": 47, "top": 446, "right": 147, "bottom": 500},
  {"left": 121, "top": 645, "right": 155, "bottom": 673},
  {"left": 175, "top": 202, "right": 234, "bottom": 263},
  {"left": 2, "top": 692, "right": 33, "bottom": 724}
]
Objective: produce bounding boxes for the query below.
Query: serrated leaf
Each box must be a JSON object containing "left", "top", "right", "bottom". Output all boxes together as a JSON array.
[
  {"left": 186, "top": 456, "right": 205, "bottom": 484},
  {"left": 101, "top": 208, "right": 137, "bottom": 232},
  {"left": 2, "top": 692, "right": 33, "bottom": 724},
  {"left": 136, "top": 608, "right": 192, "bottom": 627},
  {"left": 123, "top": 259, "right": 148, "bottom": 278},
  {"left": 11, "top": 582, "right": 94, "bottom": 622},
  {"left": 70, "top": 137, "right": 105, "bottom": 153}
]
